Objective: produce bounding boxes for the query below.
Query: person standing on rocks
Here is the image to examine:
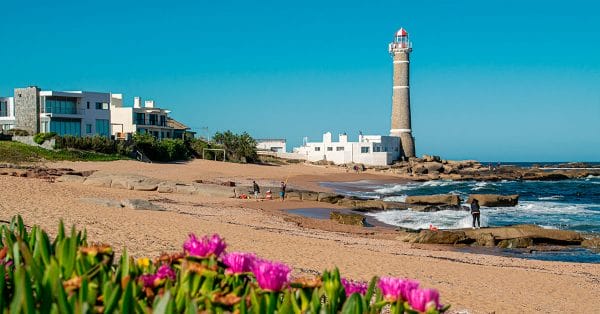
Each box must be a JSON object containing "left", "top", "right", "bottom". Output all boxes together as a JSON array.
[
  {"left": 471, "top": 199, "right": 481, "bottom": 229},
  {"left": 252, "top": 181, "right": 260, "bottom": 200},
  {"left": 280, "top": 181, "right": 286, "bottom": 201}
]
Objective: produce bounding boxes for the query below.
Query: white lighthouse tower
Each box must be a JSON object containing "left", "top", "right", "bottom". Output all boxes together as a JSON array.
[{"left": 389, "top": 27, "right": 416, "bottom": 158}]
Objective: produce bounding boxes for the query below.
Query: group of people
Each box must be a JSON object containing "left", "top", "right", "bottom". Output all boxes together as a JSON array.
[{"left": 249, "top": 180, "right": 287, "bottom": 201}]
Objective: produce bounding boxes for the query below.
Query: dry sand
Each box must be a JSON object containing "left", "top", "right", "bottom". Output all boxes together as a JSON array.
[{"left": 1, "top": 159, "right": 599, "bottom": 313}]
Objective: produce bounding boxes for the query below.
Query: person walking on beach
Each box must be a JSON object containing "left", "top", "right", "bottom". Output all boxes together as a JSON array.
[
  {"left": 471, "top": 199, "right": 481, "bottom": 229},
  {"left": 280, "top": 181, "right": 286, "bottom": 201},
  {"left": 252, "top": 181, "right": 260, "bottom": 200}
]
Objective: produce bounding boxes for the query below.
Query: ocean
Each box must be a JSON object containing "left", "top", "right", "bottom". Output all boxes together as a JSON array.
[{"left": 320, "top": 172, "right": 600, "bottom": 263}]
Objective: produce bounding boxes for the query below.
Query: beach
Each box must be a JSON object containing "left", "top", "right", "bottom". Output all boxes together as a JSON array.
[{"left": 1, "top": 159, "right": 599, "bottom": 313}]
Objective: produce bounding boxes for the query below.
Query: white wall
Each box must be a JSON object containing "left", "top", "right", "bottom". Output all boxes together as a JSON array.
[
  {"left": 110, "top": 107, "right": 134, "bottom": 136},
  {"left": 256, "top": 140, "right": 287, "bottom": 153},
  {"left": 0, "top": 97, "right": 15, "bottom": 130}
]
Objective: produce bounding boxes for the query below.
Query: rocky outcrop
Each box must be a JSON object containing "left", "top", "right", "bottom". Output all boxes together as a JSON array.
[
  {"left": 330, "top": 211, "right": 365, "bottom": 226},
  {"left": 497, "top": 237, "right": 533, "bottom": 248},
  {"left": 403, "top": 230, "right": 470, "bottom": 245},
  {"left": 301, "top": 191, "right": 319, "bottom": 201},
  {"left": 121, "top": 199, "right": 166, "bottom": 211},
  {"left": 581, "top": 237, "right": 600, "bottom": 250},
  {"left": 411, "top": 205, "right": 467, "bottom": 212},
  {"left": 317, "top": 193, "right": 344, "bottom": 204},
  {"left": 467, "top": 194, "right": 519, "bottom": 207},
  {"left": 405, "top": 194, "right": 461, "bottom": 207}
]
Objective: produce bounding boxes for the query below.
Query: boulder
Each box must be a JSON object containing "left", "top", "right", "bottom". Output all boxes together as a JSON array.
[
  {"left": 422, "top": 155, "right": 441, "bottom": 162},
  {"left": 467, "top": 194, "right": 519, "bottom": 207},
  {"left": 79, "top": 197, "right": 123, "bottom": 208},
  {"left": 330, "top": 211, "right": 365, "bottom": 226},
  {"left": 285, "top": 191, "right": 302, "bottom": 201},
  {"left": 133, "top": 183, "right": 159, "bottom": 191},
  {"left": 157, "top": 182, "right": 176, "bottom": 193},
  {"left": 581, "top": 237, "right": 600, "bottom": 249},
  {"left": 351, "top": 200, "right": 386, "bottom": 211},
  {"left": 83, "top": 176, "right": 112, "bottom": 188},
  {"left": 56, "top": 175, "right": 86, "bottom": 183},
  {"left": 475, "top": 233, "right": 496, "bottom": 247},
  {"left": 175, "top": 184, "right": 197, "bottom": 194},
  {"left": 464, "top": 225, "right": 583, "bottom": 245},
  {"left": 408, "top": 230, "right": 470, "bottom": 245},
  {"left": 121, "top": 199, "right": 165, "bottom": 211},
  {"left": 497, "top": 237, "right": 533, "bottom": 248},
  {"left": 110, "top": 176, "right": 135, "bottom": 190},
  {"left": 317, "top": 193, "right": 344, "bottom": 204},
  {"left": 412, "top": 205, "right": 465, "bottom": 212},
  {"left": 522, "top": 172, "right": 569, "bottom": 181},
  {"left": 405, "top": 194, "right": 461, "bottom": 206},
  {"left": 412, "top": 166, "right": 428, "bottom": 175},
  {"left": 423, "top": 162, "right": 444, "bottom": 173},
  {"left": 301, "top": 192, "right": 319, "bottom": 201}
]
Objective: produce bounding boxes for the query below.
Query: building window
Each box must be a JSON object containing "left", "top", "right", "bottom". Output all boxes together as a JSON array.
[
  {"left": 45, "top": 98, "right": 77, "bottom": 114},
  {"left": 375, "top": 146, "right": 381, "bottom": 152},
  {"left": 86, "top": 124, "right": 92, "bottom": 134},
  {"left": 0, "top": 101, "right": 7, "bottom": 117},
  {"left": 336, "top": 147, "right": 344, "bottom": 151},
  {"left": 160, "top": 115, "right": 166, "bottom": 126},
  {"left": 95, "top": 102, "right": 108, "bottom": 110},
  {"left": 95, "top": 119, "right": 110, "bottom": 137},
  {"left": 149, "top": 114, "right": 158, "bottom": 125},
  {"left": 134, "top": 113, "right": 145, "bottom": 125},
  {"left": 50, "top": 118, "right": 81, "bottom": 136},
  {"left": 87, "top": 102, "right": 90, "bottom": 109},
  {"left": 361, "top": 147, "right": 370, "bottom": 154},
  {"left": 327, "top": 147, "right": 333, "bottom": 151},
  {"left": 314, "top": 147, "right": 321, "bottom": 152}
]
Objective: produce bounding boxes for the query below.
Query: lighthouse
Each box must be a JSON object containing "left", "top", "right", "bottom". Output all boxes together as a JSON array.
[{"left": 389, "top": 27, "right": 416, "bottom": 158}]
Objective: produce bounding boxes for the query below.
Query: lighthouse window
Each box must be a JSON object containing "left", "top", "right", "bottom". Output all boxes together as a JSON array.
[
  {"left": 375, "top": 146, "right": 381, "bottom": 152},
  {"left": 361, "top": 147, "right": 370, "bottom": 154},
  {"left": 327, "top": 147, "right": 333, "bottom": 151},
  {"left": 336, "top": 147, "right": 344, "bottom": 151},
  {"left": 314, "top": 147, "right": 320, "bottom": 151}
]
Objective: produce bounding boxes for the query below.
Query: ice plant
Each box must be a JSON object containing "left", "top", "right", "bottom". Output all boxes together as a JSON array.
[
  {"left": 183, "top": 233, "right": 227, "bottom": 258},
  {"left": 378, "top": 277, "right": 420, "bottom": 301},
  {"left": 251, "top": 259, "right": 291, "bottom": 291},
  {"left": 222, "top": 252, "right": 256, "bottom": 274},
  {"left": 341, "top": 278, "right": 368, "bottom": 297},
  {"left": 408, "top": 288, "right": 442, "bottom": 313},
  {"left": 140, "top": 264, "right": 176, "bottom": 288}
]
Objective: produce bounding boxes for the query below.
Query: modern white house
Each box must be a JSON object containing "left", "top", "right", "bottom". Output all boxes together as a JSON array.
[
  {"left": 10, "top": 87, "right": 111, "bottom": 137},
  {"left": 293, "top": 132, "right": 401, "bottom": 166},
  {"left": 110, "top": 95, "right": 190, "bottom": 140},
  {"left": 0, "top": 96, "right": 15, "bottom": 131},
  {"left": 256, "top": 138, "right": 286, "bottom": 153}
]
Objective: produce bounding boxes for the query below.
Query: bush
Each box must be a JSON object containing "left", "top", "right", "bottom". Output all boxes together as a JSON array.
[
  {"left": 0, "top": 216, "right": 450, "bottom": 313},
  {"left": 55, "top": 135, "right": 132, "bottom": 156},
  {"left": 33, "top": 132, "right": 57, "bottom": 144},
  {"left": 132, "top": 133, "right": 190, "bottom": 162},
  {"left": 213, "top": 130, "right": 258, "bottom": 163}
]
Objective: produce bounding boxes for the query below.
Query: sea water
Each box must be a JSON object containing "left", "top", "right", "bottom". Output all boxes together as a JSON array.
[{"left": 320, "top": 174, "right": 600, "bottom": 263}]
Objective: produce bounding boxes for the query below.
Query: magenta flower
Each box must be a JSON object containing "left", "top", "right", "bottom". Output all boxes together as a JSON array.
[
  {"left": 378, "top": 277, "right": 420, "bottom": 301},
  {"left": 408, "top": 288, "right": 441, "bottom": 312},
  {"left": 183, "top": 233, "right": 227, "bottom": 258},
  {"left": 222, "top": 252, "right": 256, "bottom": 274},
  {"left": 140, "top": 264, "right": 176, "bottom": 288},
  {"left": 251, "top": 259, "right": 291, "bottom": 291},
  {"left": 341, "top": 278, "right": 368, "bottom": 297}
]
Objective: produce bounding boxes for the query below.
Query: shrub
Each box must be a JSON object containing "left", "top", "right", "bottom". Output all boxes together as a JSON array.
[
  {"left": 132, "top": 133, "right": 190, "bottom": 162},
  {"left": 55, "top": 135, "right": 133, "bottom": 156},
  {"left": 0, "top": 216, "right": 450, "bottom": 313},
  {"left": 33, "top": 132, "right": 57, "bottom": 144},
  {"left": 213, "top": 130, "right": 258, "bottom": 163}
]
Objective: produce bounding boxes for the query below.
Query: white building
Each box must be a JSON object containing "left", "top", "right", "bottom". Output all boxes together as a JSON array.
[
  {"left": 38, "top": 90, "right": 111, "bottom": 137},
  {"left": 0, "top": 96, "right": 15, "bottom": 131},
  {"left": 110, "top": 95, "right": 186, "bottom": 140},
  {"left": 256, "top": 139, "right": 286, "bottom": 153},
  {"left": 294, "top": 132, "right": 401, "bottom": 166}
]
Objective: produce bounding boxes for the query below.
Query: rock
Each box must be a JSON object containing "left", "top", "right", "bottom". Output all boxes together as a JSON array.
[
  {"left": 422, "top": 155, "right": 441, "bottom": 162},
  {"left": 335, "top": 198, "right": 357, "bottom": 208},
  {"left": 317, "top": 193, "right": 344, "bottom": 204},
  {"left": 285, "top": 191, "right": 302, "bottom": 201},
  {"left": 408, "top": 230, "right": 470, "bottom": 245},
  {"left": 497, "top": 237, "right": 533, "bottom": 248},
  {"left": 83, "top": 176, "right": 112, "bottom": 188},
  {"left": 133, "top": 183, "right": 159, "bottom": 191},
  {"left": 412, "top": 205, "right": 465, "bottom": 212},
  {"left": 412, "top": 166, "right": 428, "bottom": 175},
  {"left": 157, "top": 182, "right": 176, "bottom": 193},
  {"left": 175, "top": 184, "right": 197, "bottom": 194},
  {"left": 405, "top": 194, "right": 461, "bottom": 206},
  {"left": 351, "top": 200, "right": 386, "bottom": 211},
  {"left": 467, "top": 194, "right": 519, "bottom": 207},
  {"left": 581, "top": 237, "right": 600, "bottom": 249},
  {"left": 56, "top": 175, "right": 86, "bottom": 183},
  {"left": 110, "top": 176, "right": 135, "bottom": 190},
  {"left": 475, "top": 233, "right": 496, "bottom": 247},
  {"left": 330, "top": 211, "right": 365, "bottom": 226},
  {"left": 221, "top": 181, "right": 236, "bottom": 187},
  {"left": 522, "top": 172, "right": 569, "bottom": 181},
  {"left": 464, "top": 225, "right": 583, "bottom": 245},
  {"left": 301, "top": 192, "right": 319, "bottom": 201},
  {"left": 423, "top": 162, "right": 443, "bottom": 173},
  {"left": 79, "top": 197, "right": 123, "bottom": 208},
  {"left": 121, "top": 199, "right": 165, "bottom": 211},
  {"left": 442, "top": 165, "right": 458, "bottom": 174}
]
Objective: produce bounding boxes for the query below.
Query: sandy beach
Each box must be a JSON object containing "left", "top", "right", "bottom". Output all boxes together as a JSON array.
[{"left": 2, "top": 159, "right": 599, "bottom": 313}]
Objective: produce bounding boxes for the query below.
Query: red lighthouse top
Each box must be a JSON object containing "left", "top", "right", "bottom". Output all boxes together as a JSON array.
[{"left": 396, "top": 28, "right": 408, "bottom": 37}]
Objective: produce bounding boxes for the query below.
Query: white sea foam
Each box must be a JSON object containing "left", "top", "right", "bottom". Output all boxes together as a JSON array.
[
  {"left": 538, "top": 195, "right": 564, "bottom": 201},
  {"left": 382, "top": 195, "right": 407, "bottom": 202},
  {"left": 471, "top": 182, "right": 489, "bottom": 191},
  {"left": 374, "top": 184, "right": 418, "bottom": 194}
]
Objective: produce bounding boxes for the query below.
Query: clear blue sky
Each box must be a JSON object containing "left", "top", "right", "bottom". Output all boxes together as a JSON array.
[{"left": 1, "top": 0, "right": 599, "bottom": 161}]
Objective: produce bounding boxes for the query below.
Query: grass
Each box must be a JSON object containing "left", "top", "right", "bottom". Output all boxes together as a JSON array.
[{"left": 0, "top": 140, "right": 128, "bottom": 163}]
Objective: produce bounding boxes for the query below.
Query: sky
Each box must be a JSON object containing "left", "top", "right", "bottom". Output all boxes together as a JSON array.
[{"left": 1, "top": 0, "right": 599, "bottom": 161}]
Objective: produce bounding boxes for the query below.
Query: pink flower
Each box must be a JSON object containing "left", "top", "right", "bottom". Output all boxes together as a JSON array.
[
  {"left": 155, "top": 264, "right": 176, "bottom": 281},
  {"left": 251, "top": 259, "right": 291, "bottom": 291},
  {"left": 140, "top": 274, "right": 156, "bottom": 288},
  {"left": 377, "top": 277, "right": 419, "bottom": 301},
  {"left": 408, "top": 288, "right": 441, "bottom": 312},
  {"left": 183, "top": 233, "right": 227, "bottom": 258},
  {"left": 222, "top": 252, "right": 256, "bottom": 274},
  {"left": 140, "top": 264, "right": 176, "bottom": 288},
  {"left": 341, "top": 278, "right": 368, "bottom": 297}
]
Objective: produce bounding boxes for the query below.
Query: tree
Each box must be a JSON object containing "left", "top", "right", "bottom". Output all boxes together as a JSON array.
[{"left": 213, "top": 130, "right": 258, "bottom": 163}]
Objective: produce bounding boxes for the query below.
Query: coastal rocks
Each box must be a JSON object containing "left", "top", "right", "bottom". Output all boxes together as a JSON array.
[
  {"left": 423, "top": 162, "right": 444, "bottom": 173},
  {"left": 83, "top": 176, "right": 113, "bottom": 188},
  {"left": 121, "top": 199, "right": 166, "bottom": 211},
  {"left": 157, "top": 182, "right": 176, "bottom": 193},
  {"left": 464, "top": 225, "right": 583, "bottom": 245},
  {"left": 285, "top": 191, "right": 302, "bottom": 201},
  {"left": 422, "top": 155, "right": 441, "bottom": 162},
  {"left": 56, "top": 175, "right": 86, "bottom": 183},
  {"left": 521, "top": 172, "right": 570, "bottom": 181},
  {"left": 79, "top": 197, "right": 123, "bottom": 208},
  {"left": 475, "top": 233, "right": 496, "bottom": 247},
  {"left": 412, "top": 205, "right": 467, "bottom": 212},
  {"left": 329, "top": 211, "right": 365, "bottom": 226},
  {"left": 467, "top": 194, "right": 519, "bottom": 207},
  {"left": 404, "top": 230, "right": 470, "bottom": 245},
  {"left": 497, "top": 237, "right": 533, "bottom": 249},
  {"left": 581, "top": 238, "right": 600, "bottom": 250},
  {"left": 301, "top": 191, "right": 319, "bottom": 201},
  {"left": 405, "top": 194, "right": 461, "bottom": 207},
  {"left": 317, "top": 193, "right": 344, "bottom": 204}
]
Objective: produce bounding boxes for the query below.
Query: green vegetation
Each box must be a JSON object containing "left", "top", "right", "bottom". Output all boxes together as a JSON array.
[
  {"left": 4, "top": 129, "right": 29, "bottom": 136},
  {"left": 33, "top": 132, "right": 57, "bottom": 145},
  {"left": 131, "top": 134, "right": 190, "bottom": 162},
  {"left": 55, "top": 135, "right": 132, "bottom": 156},
  {"left": 213, "top": 130, "right": 258, "bottom": 163},
  {"left": 0, "top": 141, "right": 125, "bottom": 163}
]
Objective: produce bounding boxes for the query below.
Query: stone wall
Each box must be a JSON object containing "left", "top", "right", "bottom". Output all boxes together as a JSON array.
[
  {"left": 12, "top": 136, "right": 55, "bottom": 150},
  {"left": 14, "top": 87, "right": 40, "bottom": 134}
]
